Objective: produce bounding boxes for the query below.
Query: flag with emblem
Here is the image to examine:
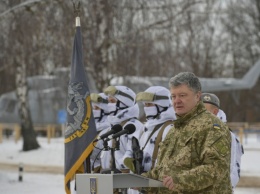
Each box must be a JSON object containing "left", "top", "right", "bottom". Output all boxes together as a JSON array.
[{"left": 65, "top": 16, "right": 97, "bottom": 194}]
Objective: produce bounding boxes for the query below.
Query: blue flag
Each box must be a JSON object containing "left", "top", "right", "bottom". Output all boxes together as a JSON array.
[{"left": 65, "top": 17, "right": 97, "bottom": 194}]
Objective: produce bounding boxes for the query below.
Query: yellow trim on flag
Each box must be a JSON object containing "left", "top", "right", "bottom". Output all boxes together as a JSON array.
[{"left": 65, "top": 141, "right": 98, "bottom": 194}]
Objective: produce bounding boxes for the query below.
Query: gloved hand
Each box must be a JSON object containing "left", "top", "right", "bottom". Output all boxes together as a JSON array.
[
  {"left": 93, "top": 166, "right": 101, "bottom": 173},
  {"left": 123, "top": 157, "right": 135, "bottom": 173}
]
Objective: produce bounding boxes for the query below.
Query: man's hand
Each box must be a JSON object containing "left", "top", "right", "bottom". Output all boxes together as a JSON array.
[{"left": 163, "top": 176, "right": 175, "bottom": 190}]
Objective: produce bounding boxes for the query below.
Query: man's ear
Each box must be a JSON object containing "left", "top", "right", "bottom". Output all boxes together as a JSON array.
[
  {"left": 214, "top": 108, "right": 219, "bottom": 116},
  {"left": 196, "top": 91, "right": 202, "bottom": 101}
]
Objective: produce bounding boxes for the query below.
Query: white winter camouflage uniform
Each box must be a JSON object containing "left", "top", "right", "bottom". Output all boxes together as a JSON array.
[
  {"left": 102, "top": 86, "right": 144, "bottom": 171},
  {"left": 217, "top": 109, "right": 244, "bottom": 189}
]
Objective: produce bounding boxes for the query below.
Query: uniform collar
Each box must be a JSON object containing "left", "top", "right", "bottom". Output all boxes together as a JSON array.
[{"left": 174, "top": 101, "right": 206, "bottom": 128}]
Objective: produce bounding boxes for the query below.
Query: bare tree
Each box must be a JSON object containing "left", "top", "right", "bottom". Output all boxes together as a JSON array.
[
  {"left": 0, "top": 0, "right": 64, "bottom": 150},
  {"left": 0, "top": 0, "right": 260, "bottom": 125},
  {"left": 218, "top": 0, "right": 260, "bottom": 121},
  {"left": 8, "top": 3, "right": 42, "bottom": 151},
  {"left": 85, "top": 0, "right": 114, "bottom": 91},
  {"left": 15, "top": 59, "right": 40, "bottom": 151}
]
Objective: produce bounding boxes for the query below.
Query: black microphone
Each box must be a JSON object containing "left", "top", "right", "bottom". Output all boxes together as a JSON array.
[
  {"left": 106, "top": 124, "right": 136, "bottom": 141},
  {"left": 93, "top": 124, "right": 122, "bottom": 142}
]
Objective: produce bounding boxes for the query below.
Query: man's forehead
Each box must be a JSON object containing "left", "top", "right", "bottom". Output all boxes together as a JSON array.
[{"left": 170, "top": 84, "right": 192, "bottom": 93}]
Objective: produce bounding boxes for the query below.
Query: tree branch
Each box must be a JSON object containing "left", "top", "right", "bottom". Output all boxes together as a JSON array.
[{"left": 0, "top": 0, "right": 47, "bottom": 18}]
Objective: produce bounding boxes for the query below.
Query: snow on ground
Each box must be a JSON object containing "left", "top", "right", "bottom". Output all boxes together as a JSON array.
[
  {"left": 0, "top": 170, "right": 63, "bottom": 194},
  {"left": 0, "top": 134, "right": 260, "bottom": 194},
  {"left": 0, "top": 137, "right": 64, "bottom": 167}
]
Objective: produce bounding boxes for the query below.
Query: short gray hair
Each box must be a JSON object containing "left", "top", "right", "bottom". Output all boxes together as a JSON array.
[{"left": 169, "top": 72, "right": 201, "bottom": 93}]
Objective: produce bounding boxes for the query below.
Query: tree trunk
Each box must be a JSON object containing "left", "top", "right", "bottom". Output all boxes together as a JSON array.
[
  {"left": 92, "top": 0, "right": 113, "bottom": 91},
  {"left": 15, "top": 60, "right": 40, "bottom": 151}
]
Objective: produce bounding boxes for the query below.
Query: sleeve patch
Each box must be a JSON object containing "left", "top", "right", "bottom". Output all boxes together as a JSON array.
[
  {"left": 213, "top": 124, "right": 221, "bottom": 130},
  {"left": 213, "top": 139, "right": 229, "bottom": 157}
]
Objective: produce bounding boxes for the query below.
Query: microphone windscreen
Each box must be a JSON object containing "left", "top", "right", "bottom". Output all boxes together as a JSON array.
[
  {"left": 124, "top": 124, "right": 136, "bottom": 134},
  {"left": 111, "top": 124, "right": 122, "bottom": 133}
]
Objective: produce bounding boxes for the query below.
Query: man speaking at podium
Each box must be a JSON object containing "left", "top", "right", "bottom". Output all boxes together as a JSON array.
[{"left": 142, "top": 72, "right": 232, "bottom": 194}]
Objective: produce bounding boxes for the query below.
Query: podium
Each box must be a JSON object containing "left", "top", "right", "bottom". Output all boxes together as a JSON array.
[{"left": 76, "top": 173, "right": 163, "bottom": 194}]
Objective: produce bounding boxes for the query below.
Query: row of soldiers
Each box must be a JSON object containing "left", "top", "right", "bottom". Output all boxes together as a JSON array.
[
  {"left": 85, "top": 72, "right": 243, "bottom": 194},
  {"left": 90, "top": 86, "right": 175, "bottom": 177}
]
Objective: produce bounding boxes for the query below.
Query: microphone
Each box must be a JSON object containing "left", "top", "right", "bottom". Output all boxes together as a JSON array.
[
  {"left": 93, "top": 124, "right": 122, "bottom": 142},
  {"left": 106, "top": 124, "right": 136, "bottom": 141}
]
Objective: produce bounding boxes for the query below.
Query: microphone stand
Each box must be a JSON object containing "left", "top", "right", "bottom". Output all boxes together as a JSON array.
[
  {"left": 101, "top": 138, "right": 121, "bottom": 174},
  {"left": 101, "top": 138, "right": 128, "bottom": 194},
  {"left": 114, "top": 138, "right": 127, "bottom": 194},
  {"left": 103, "top": 139, "right": 109, "bottom": 151}
]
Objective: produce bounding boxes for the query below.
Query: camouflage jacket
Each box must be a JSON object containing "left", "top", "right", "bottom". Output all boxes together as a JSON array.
[{"left": 143, "top": 102, "right": 232, "bottom": 194}]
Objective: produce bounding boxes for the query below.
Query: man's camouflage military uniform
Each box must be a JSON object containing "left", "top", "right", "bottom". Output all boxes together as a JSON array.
[{"left": 143, "top": 102, "right": 232, "bottom": 194}]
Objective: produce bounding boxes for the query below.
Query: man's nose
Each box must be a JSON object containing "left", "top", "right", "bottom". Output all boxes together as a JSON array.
[{"left": 173, "top": 97, "right": 181, "bottom": 103}]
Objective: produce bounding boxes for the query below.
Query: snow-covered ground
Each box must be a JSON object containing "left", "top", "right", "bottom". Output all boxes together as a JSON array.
[{"left": 0, "top": 134, "right": 260, "bottom": 194}]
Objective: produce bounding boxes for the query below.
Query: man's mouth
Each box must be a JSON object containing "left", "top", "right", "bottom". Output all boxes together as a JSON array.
[{"left": 175, "top": 106, "right": 183, "bottom": 109}]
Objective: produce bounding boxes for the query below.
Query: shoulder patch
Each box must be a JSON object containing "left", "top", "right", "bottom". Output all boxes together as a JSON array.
[{"left": 213, "top": 124, "right": 220, "bottom": 130}]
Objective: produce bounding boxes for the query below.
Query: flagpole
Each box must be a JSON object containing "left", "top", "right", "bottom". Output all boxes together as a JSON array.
[
  {"left": 65, "top": 1, "right": 98, "bottom": 193},
  {"left": 76, "top": 16, "right": 80, "bottom": 27},
  {"left": 73, "top": 0, "right": 81, "bottom": 27},
  {"left": 78, "top": 12, "right": 92, "bottom": 175}
]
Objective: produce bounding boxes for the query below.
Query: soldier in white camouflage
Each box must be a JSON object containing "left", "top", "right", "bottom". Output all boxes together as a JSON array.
[{"left": 142, "top": 72, "right": 232, "bottom": 194}]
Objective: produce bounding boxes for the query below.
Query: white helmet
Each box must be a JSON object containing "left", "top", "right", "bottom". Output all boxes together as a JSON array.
[
  {"left": 104, "top": 85, "right": 136, "bottom": 107},
  {"left": 90, "top": 93, "right": 109, "bottom": 112},
  {"left": 136, "top": 86, "right": 172, "bottom": 119},
  {"left": 136, "top": 86, "right": 171, "bottom": 107}
]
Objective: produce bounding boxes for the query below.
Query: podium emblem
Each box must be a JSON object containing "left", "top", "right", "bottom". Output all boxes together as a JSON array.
[{"left": 90, "top": 177, "right": 97, "bottom": 194}]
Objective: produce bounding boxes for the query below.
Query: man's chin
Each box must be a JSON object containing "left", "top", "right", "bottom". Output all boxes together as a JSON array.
[
  {"left": 175, "top": 108, "right": 184, "bottom": 115},
  {"left": 176, "top": 113, "right": 184, "bottom": 117}
]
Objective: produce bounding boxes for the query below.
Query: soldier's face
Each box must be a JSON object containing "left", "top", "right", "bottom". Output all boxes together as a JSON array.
[
  {"left": 93, "top": 105, "right": 101, "bottom": 110},
  {"left": 108, "top": 96, "right": 117, "bottom": 103},
  {"left": 170, "top": 84, "right": 201, "bottom": 116},
  {"left": 144, "top": 102, "right": 155, "bottom": 107},
  {"left": 204, "top": 103, "right": 219, "bottom": 116}
]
